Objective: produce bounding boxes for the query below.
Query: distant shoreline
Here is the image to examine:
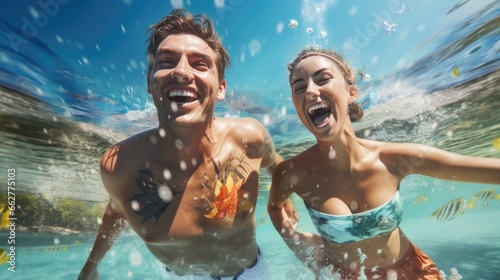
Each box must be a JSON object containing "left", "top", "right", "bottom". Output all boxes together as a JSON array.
[{"left": 0, "top": 225, "right": 83, "bottom": 235}]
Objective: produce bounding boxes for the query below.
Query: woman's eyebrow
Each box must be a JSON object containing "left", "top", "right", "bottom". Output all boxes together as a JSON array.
[
  {"left": 291, "top": 68, "right": 331, "bottom": 86},
  {"left": 312, "top": 68, "right": 330, "bottom": 78},
  {"left": 291, "top": 77, "right": 304, "bottom": 87}
]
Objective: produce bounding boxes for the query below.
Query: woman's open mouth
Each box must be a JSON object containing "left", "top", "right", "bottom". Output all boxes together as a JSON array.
[{"left": 307, "top": 102, "right": 332, "bottom": 126}]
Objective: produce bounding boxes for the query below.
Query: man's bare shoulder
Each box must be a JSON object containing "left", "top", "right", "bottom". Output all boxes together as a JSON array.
[
  {"left": 217, "top": 117, "right": 274, "bottom": 161},
  {"left": 100, "top": 129, "right": 156, "bottom": 200},
  {"left": 218, "top": 117, "right": 268, "bottom": 142},
  {"left": 219, "top": 116, "right": 265, "bottom": 130}
]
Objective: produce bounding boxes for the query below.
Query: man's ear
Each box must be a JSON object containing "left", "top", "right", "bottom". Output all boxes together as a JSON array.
[
  {"left": 146, "top": 54, "right": 154, "bottom": 94},
  {"left": 147, "top": 76, "right": 152, "bottom": 94},
  {"left": 348, "top": 84, "right": 358, "bottom": 104},
  {"left": 217, "top": 79, "right": 226, "bottom": 100}
]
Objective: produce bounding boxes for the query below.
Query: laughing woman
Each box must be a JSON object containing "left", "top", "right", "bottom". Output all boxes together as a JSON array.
[{"left": 267, "top": 47, "right": 500, "bottom": 279}]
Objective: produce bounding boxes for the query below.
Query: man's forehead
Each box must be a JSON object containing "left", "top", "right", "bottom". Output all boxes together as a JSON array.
[{"left": 156, "top": 34, "right": 216, "bottom": 58}]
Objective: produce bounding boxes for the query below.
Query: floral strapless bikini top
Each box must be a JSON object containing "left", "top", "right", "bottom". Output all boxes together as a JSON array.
[{"left": 304, "top": 192, "right": 403, "bottom": 244}]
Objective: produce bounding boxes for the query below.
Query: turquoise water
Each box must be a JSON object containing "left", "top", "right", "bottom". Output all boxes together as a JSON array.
[{"left": 1, "top": 1, "right": 500, "bottom": 279}]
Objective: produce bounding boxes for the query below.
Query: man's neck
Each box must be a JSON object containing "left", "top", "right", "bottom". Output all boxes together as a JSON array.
[{"left": 155, "top": 119, "right": 219, "bottom": 162}]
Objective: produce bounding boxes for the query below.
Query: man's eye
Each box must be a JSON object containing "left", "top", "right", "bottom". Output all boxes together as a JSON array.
[
  {"left": 193, "top": 61, "right": 209, "bottom": 69},
  {"left": 158, "top": 59, "right": 175, "bottom": 67}
]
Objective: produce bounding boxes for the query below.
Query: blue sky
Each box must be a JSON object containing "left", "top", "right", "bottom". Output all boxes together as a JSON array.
[{"left": 2, "top": 0, "right": 479, "bottom": 96}]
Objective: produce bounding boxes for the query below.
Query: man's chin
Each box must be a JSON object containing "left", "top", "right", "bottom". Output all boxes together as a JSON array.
[{"left": 167, "top": 114, "right": 210, "bottom": 127}]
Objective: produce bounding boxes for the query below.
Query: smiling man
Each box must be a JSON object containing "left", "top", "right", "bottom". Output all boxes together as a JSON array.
[{"left": 79, "top": 9, "right": 295, "bottom": 280}]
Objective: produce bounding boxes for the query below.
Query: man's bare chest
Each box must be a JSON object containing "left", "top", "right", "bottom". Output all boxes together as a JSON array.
[{"left": 120, "top": 153, "right": 259, "bottom": 240}]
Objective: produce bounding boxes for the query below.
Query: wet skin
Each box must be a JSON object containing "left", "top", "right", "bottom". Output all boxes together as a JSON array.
[
  {"left": 85, "top": 34, "right": 281, "bottom": 277},
  {"left": 268, "top": 55, "right": 500, "bottom": 277}
]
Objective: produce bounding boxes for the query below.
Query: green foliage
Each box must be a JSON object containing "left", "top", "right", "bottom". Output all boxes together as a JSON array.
[
  {"left": 0, "top": 194, "right": 105, "bottom": 232},
  {"left": 55, "top": 198, "right": 106, "bottom": 232}
]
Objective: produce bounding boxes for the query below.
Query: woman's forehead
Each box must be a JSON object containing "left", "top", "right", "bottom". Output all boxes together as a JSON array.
[{"left": 292, "top": 55, "right": 341, "bottom": 77}]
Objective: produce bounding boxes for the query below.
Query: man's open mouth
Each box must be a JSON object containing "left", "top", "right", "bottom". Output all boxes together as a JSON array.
[
  {"left": 167, "top": 89, "right": 199, "bottom": 105},
  {"left": 307, "top": 102, "right": 332, "bottom": 126}
]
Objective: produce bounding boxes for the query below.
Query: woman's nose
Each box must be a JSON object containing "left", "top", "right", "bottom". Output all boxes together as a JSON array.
[{"left": 305, "top": 83, "right": 320, "bottom": 100}]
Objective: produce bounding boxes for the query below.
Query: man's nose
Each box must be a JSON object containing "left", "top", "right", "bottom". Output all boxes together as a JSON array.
[{"left": 171, "top": 57, "right": 193, "bottom": 82}]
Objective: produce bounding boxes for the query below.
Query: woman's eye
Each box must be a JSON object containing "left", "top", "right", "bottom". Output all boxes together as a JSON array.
[
  {"left": 293, "top": 86, "right": 305, "bottom": 94},
  {"left": 318, "top": 76, "right": 331, "bottom": 84}
]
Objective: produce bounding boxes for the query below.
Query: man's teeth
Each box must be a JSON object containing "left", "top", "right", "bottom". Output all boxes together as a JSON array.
[
  {"left": 168, "top": 90, "right": 196, "bottom": 99},
  {"left": 308, "top": 103, "right": 329, "bottom": 114}
]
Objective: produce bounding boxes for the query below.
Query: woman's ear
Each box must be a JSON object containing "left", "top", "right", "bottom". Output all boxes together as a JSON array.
[{"left": 348, "top": 84, "right": 358, "bottom": 104}]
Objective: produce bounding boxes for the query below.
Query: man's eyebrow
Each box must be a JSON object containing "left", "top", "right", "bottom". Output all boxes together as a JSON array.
[
  {"left": 156, "top": 48, "right": 176, "bottom": 56},
  {"left": 156, "top": 49, "right": 212, "bottom": 62}
]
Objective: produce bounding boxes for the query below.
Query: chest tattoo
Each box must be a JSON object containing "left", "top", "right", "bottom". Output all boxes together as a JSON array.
[
  {"left": 200, "top": 154, "right": 253, "bottom": 223},
  {"left": 128, "top": 169, "right": 183, "bottom": 224}
]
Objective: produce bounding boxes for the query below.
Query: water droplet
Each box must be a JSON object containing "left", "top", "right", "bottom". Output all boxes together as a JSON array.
[
  {"left": 180, "top": 160, "right": 187, "bottom": 170},
  {"left": 175, "top": 139, "right": 183, "bottom": 150},
  {"left": 276, "top": 21, "right": 284, "bottom": 33},
  {"left": 150, "top": 135, "right": 158, "bottom": 144},
  {"left": 350, "top": 200, "right": 358, "bottom": 211},
  {"left": 288, "top": 19, "right": 298, "bottom": 29},
  {"left": 158, "top": 185, "right": 173, "bottom": 202},
  {"left": 129, "top": 250, "right": 142, "bottom": 266},
  {"left": 248, "top": 39, "right": 261, "bottom": 57},
  {"left": 56, "top": 35, "right": 64, "bottom": 44},
  {"left": 263, "top": 115, "right": 270, "bottom": 125},
  {"left": 131, "top": 200, "right": 140, "bottom": 211},
  {"left": 53, "top": 238, "right": 60, "bottom": 245},
  {"left": 159, "top": 128, "right": 166, "bottom": 138},
  {"left": 171, "top": 102, "right": 179, "bottom": 112},
  {"left": 280, "top": 106, "right": 287, "bottom": 116},
  {"left": 328, "top": 147, "right": 337, "bottom": 159}
]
